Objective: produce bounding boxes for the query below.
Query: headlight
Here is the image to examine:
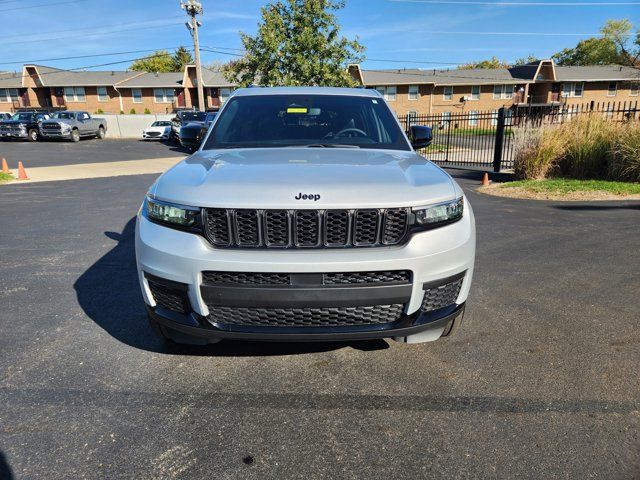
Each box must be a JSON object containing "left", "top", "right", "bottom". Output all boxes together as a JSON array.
[
  {"left": 61, "top": 124, "right": 71, "bottom": 132},
  {"left": 146, "top": 196, "right": 200, "bottom": 228},
  {"left": 18, "top": 123, "right": 26, "bottom": 130},
  {"left": 413, "top": 197, "right": 464, "bottom": 228}
]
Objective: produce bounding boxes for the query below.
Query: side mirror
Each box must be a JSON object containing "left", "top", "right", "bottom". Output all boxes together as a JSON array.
[{"left": 408, "top": 125, "right": 432, "bottom": 149}]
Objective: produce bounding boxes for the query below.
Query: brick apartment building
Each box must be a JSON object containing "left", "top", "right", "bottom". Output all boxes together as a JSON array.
[
  {"left": 1, "top": 58, "right": 638, "bottom": 117},
  {"left": 349, "top": 60, "right": 640, "bottom": 119},
  {"left": 0, "top": 64, "right": 236, "bottom": 114}
]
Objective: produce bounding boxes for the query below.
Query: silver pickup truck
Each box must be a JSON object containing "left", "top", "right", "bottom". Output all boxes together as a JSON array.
[{"left": 39, "top": 111, "right": 106, "bottom": 142}]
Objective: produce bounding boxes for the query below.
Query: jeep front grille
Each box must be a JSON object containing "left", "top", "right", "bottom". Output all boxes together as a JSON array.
[
  {"left": 203, "top": 208, "right": 409, "bottom": 249},
  {"left": 207, "top": 304, "right": 405, "bottom": 327}
]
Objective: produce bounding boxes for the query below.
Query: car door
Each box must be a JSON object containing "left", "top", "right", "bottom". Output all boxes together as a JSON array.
[{"left": 77, "top": 112, "right": 90, "bottom": 135}]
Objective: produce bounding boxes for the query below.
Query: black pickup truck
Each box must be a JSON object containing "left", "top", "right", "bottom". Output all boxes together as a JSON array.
[{"left": 0, "top": 110, "right": 51, "bottom": 141}]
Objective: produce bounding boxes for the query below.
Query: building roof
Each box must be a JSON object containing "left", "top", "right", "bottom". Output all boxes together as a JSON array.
[
  {"left": 554, "top": 65, "right": 640, "bottom": 82},
  {"left": 118, "top": 72, "right": 183, "bottom": 88},
  {"left": 25, "top": 64, "right": 137, "bottom": 87},
  {"left": 357, "top": 62, "right": 640, "bottom": 86},
  {"left": 201, "top": 67, "right": 235, "bottom": 87},
  {"left": 0, "top": 71, "right": 23, "bottom": 88}
]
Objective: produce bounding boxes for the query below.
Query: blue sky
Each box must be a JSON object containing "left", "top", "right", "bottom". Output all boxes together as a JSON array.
[{"left": 1, "top": 0, "right": 638, "bottom": 72}]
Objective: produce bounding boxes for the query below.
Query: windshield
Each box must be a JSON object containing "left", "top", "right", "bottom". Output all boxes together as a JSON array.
[
  {"left": 11, "top": 113, "right": 35, "bottom": 122},
  {"left": 203, "top": 94, "right": 410, "bottom": 151},
  {"left": 180, "top": 112, "right": 206, "bottom": 122},
  {"left": 152, "top": 121, "right": 171, "bottom": 127},
  {"left": 53, "top": 112, "right": 75, "bottom": 119}
]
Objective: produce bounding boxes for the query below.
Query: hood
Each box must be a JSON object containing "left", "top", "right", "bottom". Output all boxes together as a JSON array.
[
  {"left": 0, "top": 120, "right": 30, "bottom": 126},
  {"left": 152, "top": 148, "right": 458, "bottom": 209},
  {"left": 145, "top": 126, "right": 171, "bottom": 132}
]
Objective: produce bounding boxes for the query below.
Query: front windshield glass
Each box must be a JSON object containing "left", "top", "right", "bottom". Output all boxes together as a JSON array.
[
  {"left": 11, "top": 113, "right": 35, "bottom": 121},
  {"left": 180, "top": 112, "right": 206, "bottom": 122},
  {"left": 53, "top": 112, "right": 74, "bottom": 119},
  {"left": 203, "top": 94, "right": 410, "bottom": 151},
  {"left": 152, "top": 121, "right": 171, "bottom": 127}
]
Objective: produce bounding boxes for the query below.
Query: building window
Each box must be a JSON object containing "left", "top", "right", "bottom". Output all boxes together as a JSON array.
[
  {"left": 493, "top": 84, "right": 514, "bottom": 100},
  {"left": 469, "top": 111, "right": 479, "bottom": 127},
  {"left": 471, "top": 85, "right": 480, "bottom": 100},
  {"left": 374, "top": 86, "right": 397, "bottom": 101},
  {"left": 562, "top": 82, "right": 583, "bottom": 98},
  {"left": 64, "top": 87, "right": 86, "bottom": 102},
  {"left": 0, "top": 88, "right": 19, "bottom": 102},
  {"left": 443, "top": 86, "right": 453, "bottom": 101},
  {"left": 408, "top": 85, "right": 419, "bottom": 100},
  {"left": 154, "top": 88, "right": 174, "bottom": 103},
  {"left": 97, "top": 86, "right": 109, "bottom": 102},
  {"left": 607, "top": 82, "right": 617, "bottom": 97},
  {"left": 631, "top": 83, "right": 639, "bottom": 97},
  {"left": 132, "top": 88, "right": 142, "bottom": 103},
  {"left": 386, "top": 86, "right": 397, "bottom": 101},
  {"left": 219, "top": 87, "right": 231, "bottom": 104}
]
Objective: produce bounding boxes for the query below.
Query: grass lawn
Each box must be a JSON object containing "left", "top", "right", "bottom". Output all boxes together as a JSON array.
[
  {"left": 0, "top": 172, "right": 13, "bottom": 184},
  {"left": 501, "top": 178, "right": 640, "bottom": 196}
]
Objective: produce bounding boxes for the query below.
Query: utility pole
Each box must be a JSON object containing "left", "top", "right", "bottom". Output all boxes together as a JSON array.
[{"left": 181, "top": 0, "right": 205, "bottom": 112}]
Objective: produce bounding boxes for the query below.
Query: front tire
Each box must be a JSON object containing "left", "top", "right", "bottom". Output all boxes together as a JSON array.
[
  {"left": 96, "top": 126, "right": 105, "bottom": 139},
  {"left": 70, "top": 129, "right": 80, "bottom": 143},
  {"left": 28, "top": 129, "right": 39, "bottom": 142}
]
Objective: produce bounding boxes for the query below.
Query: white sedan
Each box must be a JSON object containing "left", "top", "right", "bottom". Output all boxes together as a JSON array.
[{"left": 142, "top": 121, "right": 172, "bottom": 140}]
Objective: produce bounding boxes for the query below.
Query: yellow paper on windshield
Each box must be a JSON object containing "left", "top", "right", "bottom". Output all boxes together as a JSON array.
[{"left": 287, "top": 107, "right": 308, "bottom": 114}]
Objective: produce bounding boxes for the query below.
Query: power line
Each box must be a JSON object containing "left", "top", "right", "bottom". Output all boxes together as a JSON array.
[
  {"left": 390, "top": 0, "right": 640, "bottom": 5},
  {"left": 399, "top": 30, "right": 603, "bottom": 36},
  {"left": 2, "top": 0, "right": 89, "bottom": 12},
  {"left": 2, "top": 21, "right": 186, "bottom": 46},
  {"left": 0, "top": 47, "right": 192, "bottom": 67}
]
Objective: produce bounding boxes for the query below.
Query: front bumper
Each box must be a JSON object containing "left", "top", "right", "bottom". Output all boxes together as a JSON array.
[
  {"left": 40, "top": 130, "right": 71, "bottom": 139},
  {"left": 0, "top": 130, "right": 28, "bottom": 139},
  {"left": 135, "top": 202, "right": 475, "bottom": 342}
]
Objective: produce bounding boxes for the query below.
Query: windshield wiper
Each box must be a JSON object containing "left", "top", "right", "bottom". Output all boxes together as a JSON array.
[{"left": 291, "top": 143, "right": 360, "bottom": 149}]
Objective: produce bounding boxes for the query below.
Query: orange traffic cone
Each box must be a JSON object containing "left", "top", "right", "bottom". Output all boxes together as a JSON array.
[
  {"left": 17, "top": 161, "right": 29, "bottom": 180},
  {"left": 481, "top": 172, "right": 490, "bottom": 186},
  {"left": 1, "top": 158, "right": 8, "bottom": 174}
]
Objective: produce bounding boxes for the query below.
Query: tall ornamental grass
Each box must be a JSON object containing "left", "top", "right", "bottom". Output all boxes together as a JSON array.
[{"left": 513, "top": 115, "right": 640, "bottom": 182}]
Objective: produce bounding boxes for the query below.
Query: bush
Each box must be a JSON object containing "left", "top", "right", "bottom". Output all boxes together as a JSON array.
[
  {"left": 129, "top": 108, "right": 137, "bottom": 115},
  {"left": 119, "top": 110, "right": 125, "bottom": 115},
  {"left": 513, "top": 115, "right": 640, "bottom": 182},
  {"left": 513, "top": 126, "right": 564, "bottom": 179},
  {"left": 95, "top": 108, "right": 104, "bottom": 114},
  {"left": 609, "top": 124, "right": 640, "bottom": 182},
  {"left": 144, "top": 108, "right": 151, "bottom": 114}
]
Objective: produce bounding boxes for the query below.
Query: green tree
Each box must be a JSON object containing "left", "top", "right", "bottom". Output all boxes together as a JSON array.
[
  {"left": 223, "top": 0, "right": 365, "bottom": 87},
  {"left": 172, "top": 46, "right": 194, "bottom": 71},
  {"left": 130, "top": 50, "right": 175, "bottom": 72},
  {"left": 512, "top": 55, "right": 539, "bottom": 66},
  {"left": 458, "top": 56, "right": 509, "bottom": 70},
  {"left": 552, "top": 19, "right": 638, "bottom": 66},
  {"left": 130, "top": 47, "right": 194, "bottom": 72}
]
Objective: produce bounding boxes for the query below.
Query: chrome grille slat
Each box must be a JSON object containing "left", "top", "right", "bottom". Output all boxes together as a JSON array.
[{"left": 202, "top": 208, "right": 410, "bottom": 249}]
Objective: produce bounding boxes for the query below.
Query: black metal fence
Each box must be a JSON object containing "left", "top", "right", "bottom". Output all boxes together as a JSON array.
[{"left": 398, "top": 100, "right": 639, "bottom": 171}]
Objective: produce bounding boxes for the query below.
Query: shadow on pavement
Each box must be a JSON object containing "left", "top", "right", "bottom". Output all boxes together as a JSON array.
[
  {"left": 552, "top": 204, "right": 640, "bottom": 211},
  {"left": 0, "top": 451, "right": 14, "bottom": 480},
  {"left": 74, "top": 218, "right": 389, "bottom": 356}
]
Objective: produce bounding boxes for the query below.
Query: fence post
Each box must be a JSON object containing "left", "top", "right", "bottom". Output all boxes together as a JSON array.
[{"left": 493, "top": 107, "right": 506, "bottom": 172}]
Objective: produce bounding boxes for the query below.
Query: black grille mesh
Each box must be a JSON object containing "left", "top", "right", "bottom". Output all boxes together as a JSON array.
[
  {"left": 323, "top": 271, "right": 410, "bottom": 285},
  {"left": 208, "top": 304, "right": 404, "bottom": 327},
  {"left": 202, "top": 208, "right": 409, "bottom": 249},
  {"left": 421, "top": 277, "right": 464, "bottom": 312},
  {"left": 203, "top": 272, "right": 290, "bottom": 285},
  {"left": 148, "top": 280, "right": 189, "bottom": 314},
  {"left": 204, "top": 209, "right": 231, "bottom": 246}
]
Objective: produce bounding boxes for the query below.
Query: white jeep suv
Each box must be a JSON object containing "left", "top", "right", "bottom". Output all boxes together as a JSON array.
[{"left": 135, "top": 87, "right": 475, "bottom": 345}]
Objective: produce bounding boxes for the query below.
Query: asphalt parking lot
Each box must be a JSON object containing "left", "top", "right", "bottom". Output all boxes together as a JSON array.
[
  {"left": 0, "top": 138, "right": 186, "bottom": 168},
  {"left": 0, "top": 149, "right": 639, "bottom": 479}
]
